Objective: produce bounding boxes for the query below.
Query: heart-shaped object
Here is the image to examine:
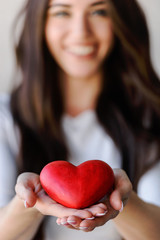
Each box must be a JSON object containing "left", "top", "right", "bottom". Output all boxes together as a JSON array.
[{"left": 40, "top": 160, "right": 114, "bottom": 209}]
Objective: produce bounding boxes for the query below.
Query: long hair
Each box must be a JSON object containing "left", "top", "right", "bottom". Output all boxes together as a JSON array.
[
  {"left": 98, "top": 0, "right": 160, "bottom": 185},
  {"left": 11, "top": 0, "right": 160, "bottom": 239},
  {"left": 11, "top": 0, "right": 68, "bottom": 174}
]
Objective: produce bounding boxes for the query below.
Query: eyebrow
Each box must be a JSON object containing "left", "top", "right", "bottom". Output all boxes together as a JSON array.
[
  {"left": 91, "top": 1, "right": 108, "bottom": 7},
  {"left": 48, "top": 1, "right": 108, "bottom": 8}
]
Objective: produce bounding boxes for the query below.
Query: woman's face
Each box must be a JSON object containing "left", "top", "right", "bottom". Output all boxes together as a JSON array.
[{"left": 45, "top": 0, "right": 114, "bottom": 79}]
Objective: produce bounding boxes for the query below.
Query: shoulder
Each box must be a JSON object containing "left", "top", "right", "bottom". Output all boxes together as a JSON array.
[
  {"left": 0, "top": 93, "right": 13, "bottom": 134},
  {"left": 0, "top": 93, "right": 20, "bottom": 155},
  {"left": 0, "top": 93, "right": 11, "bottom": 116},
  {"left": 137, "top": 161, "right": 160, "bottom": 206},
  {"left": 0, "top": 93, "right": 13, "bottom": 132}
]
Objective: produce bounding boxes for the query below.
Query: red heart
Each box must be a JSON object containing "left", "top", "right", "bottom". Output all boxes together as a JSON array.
[{"left": 40, "top": 160, "right": 114, "bottom": 209}]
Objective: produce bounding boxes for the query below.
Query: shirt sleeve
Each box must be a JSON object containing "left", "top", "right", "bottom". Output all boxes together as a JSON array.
[
  {"left": 137, "top": 161, "right": 160, "bottom": 207},
  {"left": 0, "top": 94, "right": 19, "bottom": 207}
]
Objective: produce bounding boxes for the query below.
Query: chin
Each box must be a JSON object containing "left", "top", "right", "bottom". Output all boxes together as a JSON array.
[
  {"left": 68, "top": 72, "right": 96, "bottom": 80},
  {"left": 65, "top": 67, "right": 101, "bottom": 80}
]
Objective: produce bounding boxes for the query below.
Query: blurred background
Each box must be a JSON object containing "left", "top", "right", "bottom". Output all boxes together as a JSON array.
[{"left": 0, "top": 0, "right": 160, "bottom": 93}]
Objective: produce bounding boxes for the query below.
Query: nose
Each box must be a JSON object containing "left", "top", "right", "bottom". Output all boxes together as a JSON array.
[{"left": 71, "top": 14, "right": 91, "bottom": 40}]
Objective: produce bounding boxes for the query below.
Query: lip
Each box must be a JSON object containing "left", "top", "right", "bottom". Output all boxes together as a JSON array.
[{"left": 66, "top": 45, "right": 96, "bottom": 58}]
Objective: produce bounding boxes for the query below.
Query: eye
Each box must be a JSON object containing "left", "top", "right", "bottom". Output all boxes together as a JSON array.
[
  {"left": 52, "top": 11, "right": 70, "bottom": 17},
  {"left": 92, "top": 9, "right": 109, "bottom": 17}
]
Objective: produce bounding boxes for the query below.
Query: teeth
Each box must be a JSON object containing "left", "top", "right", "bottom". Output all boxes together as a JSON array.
[{"left": 68, "top": 46, "right": 94, "bottom": 56}]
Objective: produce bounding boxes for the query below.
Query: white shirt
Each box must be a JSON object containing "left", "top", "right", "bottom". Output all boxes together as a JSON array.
[{"left": 0, "top": 93, "right": 160, "bottom": 240}]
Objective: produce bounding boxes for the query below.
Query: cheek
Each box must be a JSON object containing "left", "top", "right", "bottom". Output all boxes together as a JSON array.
[
  {"left": 45, "top": 21, "right": 64, "bottom": 52},
  {"left": 45, "top": 22, "right": 52, "bottom": 49},
  {"left": 97, "top": 24, "right": 114, "bottom": 53},
  {"left": 45, "top": 23, "right": 56, "bottom": 48}
]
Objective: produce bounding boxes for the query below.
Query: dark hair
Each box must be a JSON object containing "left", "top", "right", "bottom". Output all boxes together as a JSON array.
[
  {"left": 11, "top": 0, "right": 68, "bottom": 174},
  {"left": 99, "top": 0, "right": 160, "bottom": 185},
  {"left": 11, "top": 0, "right": 160, "bottom": 239}
]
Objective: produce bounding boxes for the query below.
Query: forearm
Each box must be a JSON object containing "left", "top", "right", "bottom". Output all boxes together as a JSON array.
[
  {"left": 0, "top": 195, "right": 44, "bottom": 240},
  {"left": 114, "top": 191, "right": 160, "bottom": 240}
]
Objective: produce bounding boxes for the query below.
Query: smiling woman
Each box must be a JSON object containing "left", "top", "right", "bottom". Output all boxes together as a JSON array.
[
  {"left": 45, "top": 0, "right": 114, "bottom": 80},
  {"left": 0, "top": 0, "right": 160, "bottom": 240}
]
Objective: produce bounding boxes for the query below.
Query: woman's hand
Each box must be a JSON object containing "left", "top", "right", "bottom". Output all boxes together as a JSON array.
[
  {"left": 15, "top": 172, "right": 101, "bottom": 219},
  {"left": 56, "top": 169, "right": 132, "bottom": 231}
]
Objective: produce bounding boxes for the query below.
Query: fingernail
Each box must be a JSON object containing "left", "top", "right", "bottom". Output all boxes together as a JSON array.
[
  {"left": 86, "top": 216, "right": 95, "bottom": 220},
  {"left": 61, "top": 221, "right": 69, "bottom": 226},
  {"left": 95, "top": 210, "right": 108, "bottom": 217},
  {"left": 24, "top": 200, "right": 29, "bottom": 208},
  {"left": 56, "top": 221, "right": 61, "bottom": 226},
  {"left": 119, "top": 202, "right": 123, "bottom": 213},
  {"left": 35, "top": 183, "right": 41, "bottom": 193},
  {"left": 79, "top": 226, "right": 88, "bottom": 230},
  {"left": 67, "top": 220, "right": 77, "bottom": 225}
]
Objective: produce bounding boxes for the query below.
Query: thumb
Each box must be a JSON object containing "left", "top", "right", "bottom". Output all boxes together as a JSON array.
[
  {"left": 109, "top": 169, "right": 132, "bottom": 211},
  {"left": 109, "top": 190, "right": 122, "bottom": 211},
  {"left": 15, "top": 172, "right": 41, "bottom": 208}
]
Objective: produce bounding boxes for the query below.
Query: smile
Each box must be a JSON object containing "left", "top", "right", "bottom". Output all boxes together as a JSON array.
[{"left": 67, "top": 46, "right": 95, "bottom": 56}]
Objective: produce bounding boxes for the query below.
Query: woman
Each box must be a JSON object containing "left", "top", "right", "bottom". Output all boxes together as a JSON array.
[{"left": 0, "top": 0, "right": 160, "bottom": 239}]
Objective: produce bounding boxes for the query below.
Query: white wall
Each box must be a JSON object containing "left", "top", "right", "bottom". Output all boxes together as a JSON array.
[
  {"left": 137, "top": 0, "right": 160, "bottom": 78},
  {"left": 0, "top": 0, "right": 160, "bottom": 93},
  {"left": 0, "top": 0, "right": 25, "bottom": 92}
]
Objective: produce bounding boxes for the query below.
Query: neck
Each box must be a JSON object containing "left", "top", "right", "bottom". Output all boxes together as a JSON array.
[{"left": 61, "top": 72, "right": 103, "bottom": 117}]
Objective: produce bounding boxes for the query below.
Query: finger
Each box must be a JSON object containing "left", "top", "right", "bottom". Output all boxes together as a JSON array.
[
  {"left": 86, "top": 203, "right": 108, "bottom": 217},
  {"left": 15, "top": 173, "right": 41, "bottom": 207},
  {"left": 56, "top": 217, "right": 79, "bottom": 230},
  {"left": 113, "top": 169, "right": 132, "bottom": 200},
  {"left": 59, "top": 216, "right": 70, "bottom": 226},
  {"left": 109, "top": 190, "right": 122, "bottom": 211},
  {"left": 79, "top": 208, "right": 119, "bottom": 232},
  {"left": 110, "top": 169, "right": 132, "bottom": 210},
  {"left": 16, "top": 172, "right": 41, "bottom": 190},
  {"left": 67, "top": 215, "right": 83, "bottom": 228},
  {"left": 35, "top": 191, "right": 94, "bottom": 218},
  {"left": 15, "top": 182, "right": 37, "bottom": 207},
  {"left": 72, "top": 209, "right": 94, "bottom": 219},
  {"left": 79, "top": 218, "right": 96, "bottom": 232},
  {"left": 56, "top": 218, "right": 61, "bottom": 226}
]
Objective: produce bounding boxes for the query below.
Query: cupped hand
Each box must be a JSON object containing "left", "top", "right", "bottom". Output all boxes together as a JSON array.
[
  {"left": 56, "top": 168, "right": 132, "bottom": 231},
  {"left": 15, "top": 172, "right": 94, "bottom": 219}
]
